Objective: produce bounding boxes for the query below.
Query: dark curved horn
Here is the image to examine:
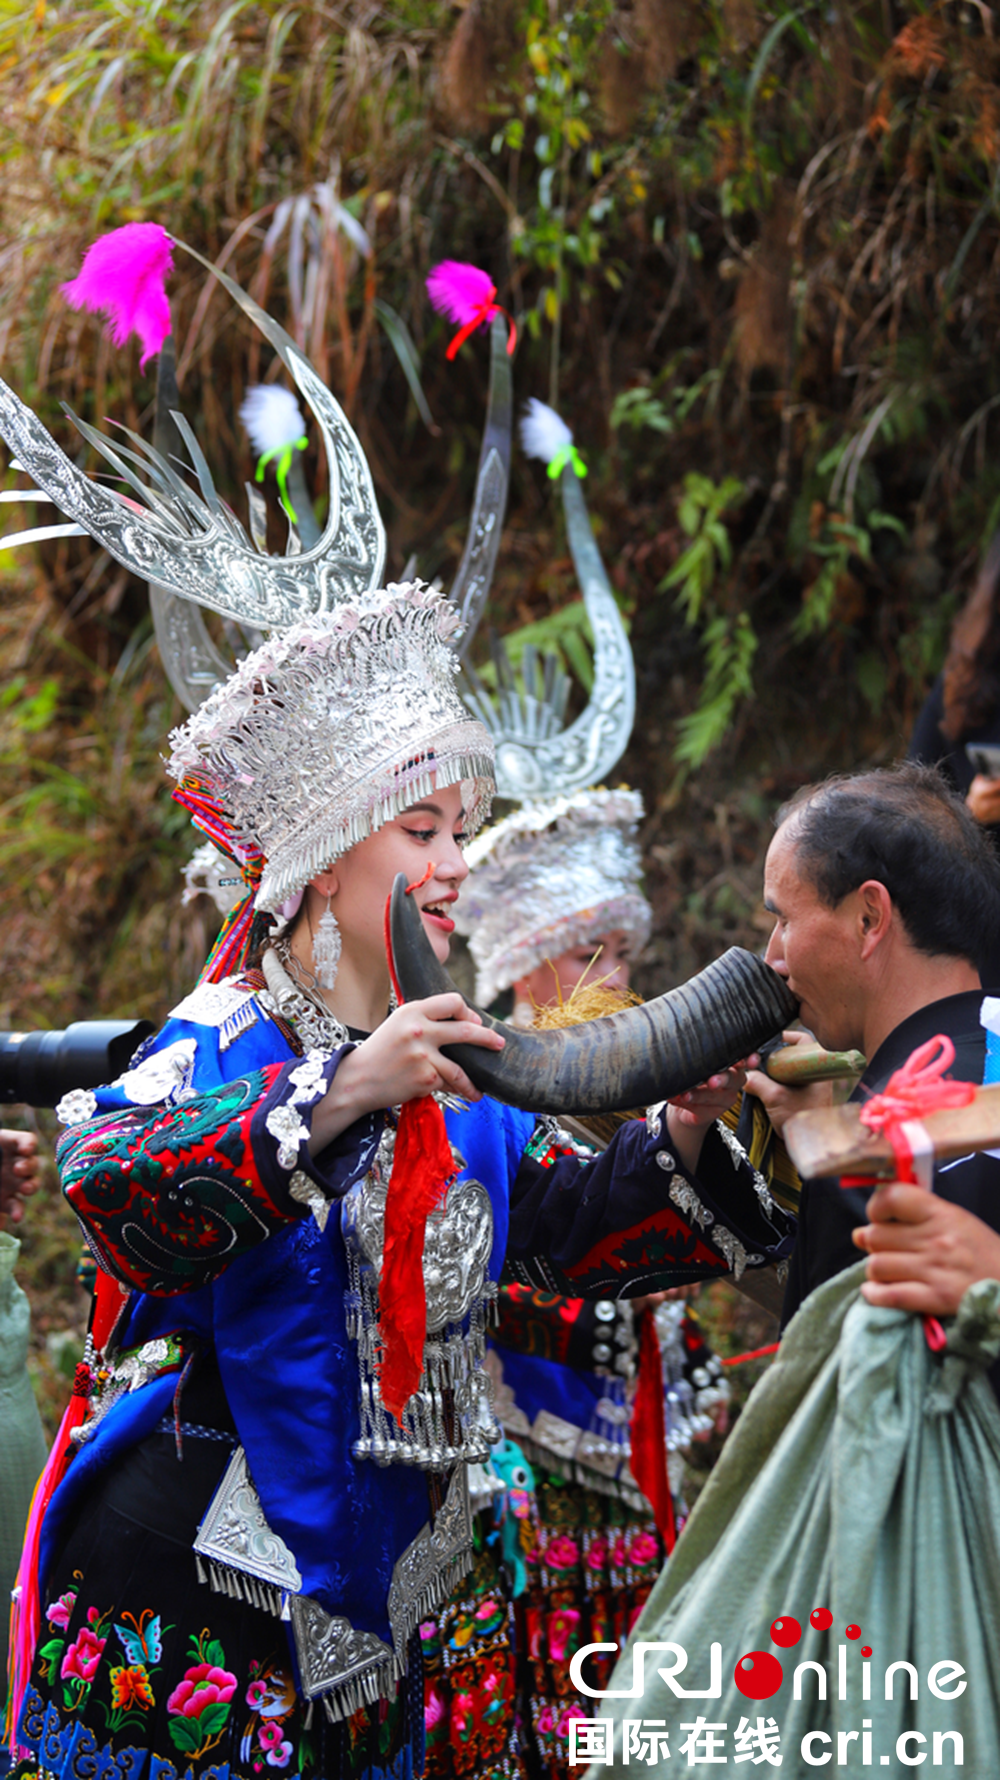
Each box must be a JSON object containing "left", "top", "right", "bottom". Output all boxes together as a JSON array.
[{"left": 390, "top": 875, "right": 799, "bottom": 1114}]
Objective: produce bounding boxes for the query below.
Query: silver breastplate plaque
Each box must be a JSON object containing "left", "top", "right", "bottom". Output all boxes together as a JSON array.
[{"left": 341, "top": 1126, "right": 500, "bottom": 1469}]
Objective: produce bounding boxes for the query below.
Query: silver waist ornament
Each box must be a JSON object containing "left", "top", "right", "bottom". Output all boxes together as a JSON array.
[
  {"left": 341, "top": 1124, "right": 501, "bottom": 1469},
  {"left": 193, "top": 1449, "right": 473, "bottom": 1723}
]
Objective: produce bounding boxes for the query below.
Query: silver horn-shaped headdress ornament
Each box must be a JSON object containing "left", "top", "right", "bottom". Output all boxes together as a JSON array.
[
  {"left": 461, "top": 397, "right": 634, "bottom": 800},
  {"left": 390, "top": 873, "right": 798, "bottom": 1111},
  {"left": 0, "top": 233, "right": 385, "bottom": 631}
]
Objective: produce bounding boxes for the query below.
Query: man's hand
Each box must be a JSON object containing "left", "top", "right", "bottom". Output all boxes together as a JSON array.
[
  {"left": 744, "top": 1030, "right": 835, "bottom": 1136},
  {"left": 0, "top": 1129, "right": 41, "bottom": 1227},
  {"left": 853, "top": 1183, "right": 1000, "bottom": 1316},
  {"left": 665, "top": 1060, "right": 755, "bottom": 1174},
  {"left": 966, "top": 773, "right": 1000, "bottom": 826}
]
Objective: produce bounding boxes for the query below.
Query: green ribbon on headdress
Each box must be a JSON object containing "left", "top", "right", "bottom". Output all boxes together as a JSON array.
[
  {"left": 547, "top": 442, "right": 588, "bottom": 481},
  {"left": 254, "top": 435, "right": 309, "bottom": 522}
]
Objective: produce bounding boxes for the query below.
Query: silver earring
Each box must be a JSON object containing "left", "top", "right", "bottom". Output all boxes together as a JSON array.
[{"left": 312, "top": 894, "right": 342, "bottom": 990}]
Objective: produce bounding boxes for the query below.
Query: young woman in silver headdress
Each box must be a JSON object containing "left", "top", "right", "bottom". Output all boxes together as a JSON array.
[{"left": 0, "top": 232, "right": 796, "bottom": 1780}]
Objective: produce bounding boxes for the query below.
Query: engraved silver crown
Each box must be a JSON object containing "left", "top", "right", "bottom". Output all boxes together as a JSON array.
[{"left": 166, "top": 583, "right": 494, "bottom": 914}]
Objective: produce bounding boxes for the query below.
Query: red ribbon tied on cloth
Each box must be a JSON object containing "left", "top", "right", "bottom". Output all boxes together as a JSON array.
[
  {"left": 854, "top": 1034, "right": 976, "bottom": 1354},
  {"left": 379, "top": 867, "right": 460, "bottom": 1423}
]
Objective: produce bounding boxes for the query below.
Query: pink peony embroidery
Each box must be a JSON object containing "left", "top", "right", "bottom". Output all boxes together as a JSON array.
[
  {"left": 258, "top": 1721, "right": 283, "bottom": 1751},
  {"left": 246, "top": 1679, "right": 267, "bottom": 1709},
  {"left": 586, "top": 1537, "right": 609, "bottom": 1572},
  {"left": 167, "top": 1662, "right": 238, "bottom": 1718},
  {"left": 424, "top": 1685, "right": 447, "bottom": 1729},
  {"left": 545, "top": 1534, "right": 580, "bottom": 1570},
  {"left": 46, "top": 1591, "right": 77, "bottom": 1631},
  {"left": 628, "top": 1531, "right": 659, "bottom": 1566},
  {"left": 61, "top": 1625, "right": 106, "bottom": 1684}
]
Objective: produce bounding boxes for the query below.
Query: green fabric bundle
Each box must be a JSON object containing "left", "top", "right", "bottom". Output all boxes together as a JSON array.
[
  {"left": 589, "top": 1262, "right": 1000, "bottom": 1778},
  {"left": 0, "top": 1231, "right": 47, "bottom": 1693}
]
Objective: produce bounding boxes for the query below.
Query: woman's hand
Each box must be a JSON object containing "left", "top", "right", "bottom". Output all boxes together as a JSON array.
[
  {"left": 966, "top": 773, "right": 1000, "bottom": 826},
  {"left": 0, "top": 1128, "right": 41, "bottom": 1227},
  {"left": 308, "top": 995, "right": 505, "bottom": 1152},
  {"left": 665, "top": 1061, "right": 755, "bottom": 1174},
  {"left": 744, "top": 1030, "right": 835, "bottom": 1136},
  {"left": 853, "top": 1183, "right": 1000, "bottom": 1316}
]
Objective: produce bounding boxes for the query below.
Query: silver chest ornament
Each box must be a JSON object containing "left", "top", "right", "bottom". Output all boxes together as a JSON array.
[{"left": 341, "top": 1124, "right": 501, "bottom": 1468}]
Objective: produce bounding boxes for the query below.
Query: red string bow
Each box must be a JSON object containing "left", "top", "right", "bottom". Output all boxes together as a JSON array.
[{"left": 858, "top": 1034, "right": 976, "bottom": 1182}]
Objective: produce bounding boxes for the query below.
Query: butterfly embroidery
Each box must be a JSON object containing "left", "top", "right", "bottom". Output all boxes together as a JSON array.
[{"left": 114, "top": 1609, "right": 164, "bottom": 1667}]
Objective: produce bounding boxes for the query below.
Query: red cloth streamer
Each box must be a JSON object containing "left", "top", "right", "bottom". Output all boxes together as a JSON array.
[
  {"left": 445, "top": 299, "right": 517, "bottom": 360},
  {"left": 629, "top": 1309, "right": 676, "bottom": 1552},
  {"left": 6, "top": 1270, "right": 127, "bottom": 1752},
  {"left": 721, "top": 1341, "right": 780, "bottom": 1367},
  {"left": 378, "top": 877, "right": 460, "bottom": 1424}
]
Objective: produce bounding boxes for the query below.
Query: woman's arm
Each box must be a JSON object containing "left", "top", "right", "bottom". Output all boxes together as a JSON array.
[
  {"left": 505, "top": 1101, "right": 795, "bottom": 1298},
  {"left": 60, "top": 1046, "right": 381, "bottom": 1296}
]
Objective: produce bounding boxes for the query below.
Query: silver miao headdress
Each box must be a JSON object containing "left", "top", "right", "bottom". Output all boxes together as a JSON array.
[
  {"left": 167, "top": 586, "right": 494, "bottom": 913},
  {"left": 0, "top": 232, "right": 510, "bottom": 901},
  {"left": 454, "top": 397, "right": 650, "bottom": 1003},
  {"left": 455, "top": 787, "right": 651, "bottom": 1006}
]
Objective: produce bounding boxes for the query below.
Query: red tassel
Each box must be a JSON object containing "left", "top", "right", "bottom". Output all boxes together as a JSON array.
[
  {"left": 629, "top": 1309, "right": 676, "bottom": 1552},
  {"left": 378, "top": 1096, "right": 457, "bottom": 1422},
  {"left": 378, "top": 880, "right": 459, "bottom": 1423}
]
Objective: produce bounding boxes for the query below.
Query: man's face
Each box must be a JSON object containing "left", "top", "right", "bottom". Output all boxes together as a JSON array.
[{"left": 762, "top": 821, "right": 865, "bottom": 1052}]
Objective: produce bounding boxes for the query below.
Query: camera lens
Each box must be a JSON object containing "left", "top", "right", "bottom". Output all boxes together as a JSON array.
[{"left": 0, "top": 1020, "right": 154, "bottom": 1107}]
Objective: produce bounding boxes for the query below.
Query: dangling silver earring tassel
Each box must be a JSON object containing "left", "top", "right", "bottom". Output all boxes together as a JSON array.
[{"left": 312, "top": 894, "right": 342, "bottom": 990}]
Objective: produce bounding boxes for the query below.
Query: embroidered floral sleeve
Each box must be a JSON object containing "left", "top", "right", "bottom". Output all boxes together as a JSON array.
[
  {"left": 58, "top": 1049, "right": 382, "bottom": 1296},
  {"left": 504, "top": 1110, "right": 796, "bottom": 1297}
]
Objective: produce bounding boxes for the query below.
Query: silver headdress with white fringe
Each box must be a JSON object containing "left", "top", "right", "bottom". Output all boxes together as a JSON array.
[{"left": 453, "top": 787, "right": 651, "bottom": 1006}]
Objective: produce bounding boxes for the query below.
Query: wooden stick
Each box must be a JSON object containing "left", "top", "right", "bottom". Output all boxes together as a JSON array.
[{"left": 784, "top": 1083, "right": 1000, "bottom": 1180}]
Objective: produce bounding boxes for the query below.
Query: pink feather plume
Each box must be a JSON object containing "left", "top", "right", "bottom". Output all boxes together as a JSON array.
[
  {"left": 425, "top": 260, "right": 497, "bottom": 327},
  {"left": 61, "top": 223, "right": 174, "bottom": 371}
]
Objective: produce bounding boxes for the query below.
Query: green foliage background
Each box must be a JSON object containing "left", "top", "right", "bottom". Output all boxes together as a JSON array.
[{"left": 4, "top": 0, "right": 1000, "bottom": 1398}]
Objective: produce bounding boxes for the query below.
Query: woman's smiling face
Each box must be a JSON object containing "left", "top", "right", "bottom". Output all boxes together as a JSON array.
[{"left": 314, "top": 780, "right": 472, "bottom": 966}]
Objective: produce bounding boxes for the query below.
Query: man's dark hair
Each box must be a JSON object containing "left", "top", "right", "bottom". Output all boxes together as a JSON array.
[{"left": 777, "top": 762, "right": 1000, "bottom": 970}]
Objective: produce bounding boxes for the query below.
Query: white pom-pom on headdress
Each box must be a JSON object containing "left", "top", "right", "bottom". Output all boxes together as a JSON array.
[
  {"left": 240, "top": 385, "right": 308, "bottom": 455},
  {"left": 519, "top": 398, "right": 573, "bottom": 466}
]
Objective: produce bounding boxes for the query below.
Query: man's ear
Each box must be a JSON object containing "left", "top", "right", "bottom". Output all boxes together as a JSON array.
[{"left": 857, "top": 879, "right": 893, "bottom": 956}]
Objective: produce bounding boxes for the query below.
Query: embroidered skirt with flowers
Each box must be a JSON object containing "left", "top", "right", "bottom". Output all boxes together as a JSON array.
[
  {"left": 12, "top": 1406, "right": 420, "bottom": 1780},
  {"left": 516, "top": 1476, "right": 663, "bottom": 1780}
]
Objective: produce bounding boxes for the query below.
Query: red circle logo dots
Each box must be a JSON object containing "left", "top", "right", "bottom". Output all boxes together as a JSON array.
[
  {"left": 861, "top": 1646, "right": 873, "bottom": 1658},
  {"left": 734, "top": 1651, "right": 784, "bottom": 1700},
  {"left": 845, "top": 1625, "right": 862, "bottom": 1641},
  {"left": 769, "top": 1617, "right": 802, "bottom": 1648},
  {"left": 810, "top": 1607, "right": 833, "bottom": 1631}
]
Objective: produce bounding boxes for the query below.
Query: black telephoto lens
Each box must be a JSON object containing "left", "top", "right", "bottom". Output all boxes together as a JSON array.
[{"left": 0, "top": 1020, "right": 155, "bottom": 1108}]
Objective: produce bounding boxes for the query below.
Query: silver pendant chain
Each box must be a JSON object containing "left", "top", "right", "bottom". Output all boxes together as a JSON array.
[{"left": 262, "top": 937, "right": 352, "bottom": 1053}]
